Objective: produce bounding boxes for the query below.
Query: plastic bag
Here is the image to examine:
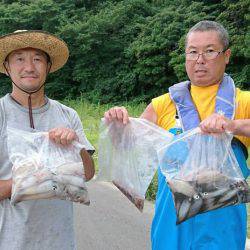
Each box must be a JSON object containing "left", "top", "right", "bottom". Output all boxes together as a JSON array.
[
  {"left": 7, "top": 127, "right": 90, "bottom": 205},
  {"left": 158, "top": 127, "right": 250, "bottom": 224},
  {"left": 98, "top": 118, "right": 173, "bottom": 211}
]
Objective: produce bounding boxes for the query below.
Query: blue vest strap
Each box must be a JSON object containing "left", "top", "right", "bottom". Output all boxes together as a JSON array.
[{"left": 169, "top": 74, "right": 235, "bottom": 131}]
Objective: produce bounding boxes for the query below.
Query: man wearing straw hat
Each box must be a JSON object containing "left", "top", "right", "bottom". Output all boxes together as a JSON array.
[{"left": 0, "top": 30, "right": 95, "bottom": 249}]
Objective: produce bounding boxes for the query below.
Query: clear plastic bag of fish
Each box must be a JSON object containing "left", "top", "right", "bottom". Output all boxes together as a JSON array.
[
  {"left": 98, "top": 118, "right": 173, "bottom": 211},
  {"left": 7, "top": 127, "right": 90, "bottom": 205},
  {"left": 158, "top": 127, "right": 250, "bottom": 224}
]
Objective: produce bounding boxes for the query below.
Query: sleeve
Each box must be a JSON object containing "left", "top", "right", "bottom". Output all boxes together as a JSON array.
[
  {"left": 70, "top": 110, "right": 95, "bottom": 155},
  {"left": 235, "top": 89, "right": 250, "bottom": 147},
  {"left": 152, "top": 93, "right": 169, "bottom": 117},
  {"left": 235, "top": 89, "right": 250, "bottom": 119},
  {"left": 151, "top": 93, "right": 176, "bottom": 129}
]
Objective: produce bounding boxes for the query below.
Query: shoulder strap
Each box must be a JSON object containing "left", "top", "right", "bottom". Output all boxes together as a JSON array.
[{"left": 169, "top": 74, "right": 236, "bottom": 131}]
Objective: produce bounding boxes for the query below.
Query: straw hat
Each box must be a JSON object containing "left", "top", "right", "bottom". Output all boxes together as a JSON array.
[{"left": 0, "top": 30, "right": 69, "bottom": 73}]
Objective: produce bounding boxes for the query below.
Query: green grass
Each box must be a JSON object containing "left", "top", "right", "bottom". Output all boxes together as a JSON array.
[{"left": 64, "top": 98, "right": 250, "bottom": 236}]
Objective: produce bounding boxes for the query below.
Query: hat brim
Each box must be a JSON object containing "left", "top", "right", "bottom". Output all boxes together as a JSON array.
[{"left": 0, "top": 30, "right": 69, "bottom": 73}]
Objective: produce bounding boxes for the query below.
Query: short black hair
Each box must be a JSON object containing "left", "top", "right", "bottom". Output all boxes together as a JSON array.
[{"left": 186, "top": 20, "right": 229, "bottom": 50}]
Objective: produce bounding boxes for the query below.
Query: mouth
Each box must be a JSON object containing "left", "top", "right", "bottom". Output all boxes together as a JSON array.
[
  {"left": 195, "top": 69, "right": 207, "bottom": 73},
  {"left": 21, "top": 76, "right": 38, "bottom": 79}
]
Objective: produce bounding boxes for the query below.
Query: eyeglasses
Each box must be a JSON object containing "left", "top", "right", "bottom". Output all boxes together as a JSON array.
[{"left": 185, "top": 49, "right": 228, "bottom": 61}]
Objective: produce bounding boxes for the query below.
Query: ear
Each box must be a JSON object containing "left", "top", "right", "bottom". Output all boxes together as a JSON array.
[
  {"left": 224, "top": 49, "right": 231, "bottom": 65},
  {"left": 46, "top": 62, "right": 52, "bottom": 74},
  {"left": 3, "top": 61, "right": 10, "bottom": 76}
]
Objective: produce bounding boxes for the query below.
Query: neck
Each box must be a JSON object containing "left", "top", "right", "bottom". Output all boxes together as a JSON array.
[
  {"left": 191, "top": 80, "right": 222, "bottom": 87},
  {"left": 11, "top": 89, "right": 46, "bottom": 108}
]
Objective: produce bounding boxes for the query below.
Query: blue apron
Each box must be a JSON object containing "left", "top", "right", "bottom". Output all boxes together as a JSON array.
[{"left": 151, "top": 74, "right": 249, "bottom": 250}]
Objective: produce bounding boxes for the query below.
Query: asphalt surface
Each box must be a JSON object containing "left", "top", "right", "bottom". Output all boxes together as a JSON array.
[
  {"left": 246, "top": 240, "right": 250, "bottom": 250},
  {"left": 74, "top": 180, "right": 154, "bottom": 250}
]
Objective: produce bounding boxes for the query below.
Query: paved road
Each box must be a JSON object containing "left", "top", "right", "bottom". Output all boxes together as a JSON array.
[
  {"left": 74, "top": 180, "right": 250, "bottom": 250},
  {"left": 246, "top": 240, "right": 250, "bottom": 250},
  {"left": 74, "top": 180, "right": 154, "bottom": 250}
]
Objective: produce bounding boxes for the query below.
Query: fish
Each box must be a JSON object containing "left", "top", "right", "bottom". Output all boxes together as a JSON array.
[
  {"left": 217, "top": 189, "right": 238, "bottom": 204},
  {"left": 12, "top": 191, "right": 56, "bottom": 204},
  {"left": 14, "top": 180, "right": 55, "bottom": 196},
  {"left": 11, "top": 180, "right": 56, "bottom": 204},
  {"left": 186, "top": 195, "right": 203, "bottom": 219},
  {"left": 200, "top": 187, "right": 228, "bottom": 199},
  {"left": 169, "top": 172, "right": 250, "bottom": 224},
  {"left": 53, "top": 174, "right": 85, "bottom": 187},
  {"left": 56, "top": 162, "right": 84, "bottom": 177},
  {"left": 11, "top": 158, "right": 89, "bottom": 205},
  {"left": 168, "top": 179, "right": 197, "bottom": 197},
  {"left": 177, "top": 198, "right": 191, "bottom": 223},
  {"left": 13, "top": 157, "right": 42, "bottom": 174},
  {"left": 200, "top": 196, "right": 223, "bottom": 212},
  {"left": 173, "top": 192, "right": 187, "bottom": 213},
  {"left": 196, "top": 170, "right": 228, "bottom": 184},
  {"left": 14, "top": 169, "right": 52, "bottom": 190},
  {"left": 61, "top": 184, "right": 90, "bottom": 205}
]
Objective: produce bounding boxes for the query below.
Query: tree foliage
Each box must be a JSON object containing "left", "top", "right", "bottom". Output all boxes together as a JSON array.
[{"left": 0, "top": 0, "right": 249, "bottom": 103}]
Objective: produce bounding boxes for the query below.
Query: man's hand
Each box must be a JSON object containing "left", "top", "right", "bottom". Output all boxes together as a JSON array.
[
  {"left": 48, "top": 127, "right": 78, "bottom": 145},
  {"left": 104, "top": 106, "right": 129, "bottom": 125},
  {"left": 199, "top": 113, "right": 235, "bottom": 134}
]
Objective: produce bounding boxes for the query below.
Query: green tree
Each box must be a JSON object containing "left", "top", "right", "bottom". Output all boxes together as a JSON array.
[{"left": 0, "top": 0, "right": 248, "bottom": 101}]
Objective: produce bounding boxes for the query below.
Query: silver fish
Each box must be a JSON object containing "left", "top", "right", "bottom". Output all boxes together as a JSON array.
[
  {"left": 15, "top": 180, "right": 55, "bottom": 196},
  {"left": 14, "top": 191, "right": 56, "bottom": 203},
  {"left": 187, "top": 196, "right": 203, "bottom": 218},
  {"left": 63, "top": 184, "right": 90, "bottom": 205},
  {"left": 53, "top": 174, "right": 85, "bottom": 187},
  {"left": 218, "top": 189, "right": 238, "bottom": 204},
  {"left": 200, "top": 187, "right": 228, "bottom": 199},
  {"left": 168, "top": 179, "right": 197, "bottom": 197},
  {"left": 56, "top": 162, "right": 84, "bottom": 177},
  {"left": 196, "top": 170, "right": 225, "bottom": 182},
  {"left": 178, "top": 198, "right": 191, "bottom": 223}
]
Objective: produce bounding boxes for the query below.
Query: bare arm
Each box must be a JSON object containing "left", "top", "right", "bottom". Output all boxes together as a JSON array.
[
  {"left": 0, "top": 179, "right": 12, "bottom": 201},
  {"left": 80, "top": 149, "right": 95, "bottom": 181},
  {"left": 226, "top": 119, "right": 250, "bottom": 137},
  {"left": 140, "top": 103, "right": 157, "bottom": 124}
]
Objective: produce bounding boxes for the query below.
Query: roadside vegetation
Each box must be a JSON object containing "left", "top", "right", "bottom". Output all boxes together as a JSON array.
[{"left": 0, "top": 0, "right": 249, "bottom": 103}]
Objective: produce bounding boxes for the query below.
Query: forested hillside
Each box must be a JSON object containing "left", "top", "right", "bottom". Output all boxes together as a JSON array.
[{"left": 0, "top": 0, "right": 249, "bottom": 103}]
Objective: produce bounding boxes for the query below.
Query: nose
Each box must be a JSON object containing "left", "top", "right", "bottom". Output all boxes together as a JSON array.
[
  {"left": 23, "top": 59, "right": 36, "bottom": 72},
  {"left": 196, "top": 53, "right": 206, "bottom": 64}
]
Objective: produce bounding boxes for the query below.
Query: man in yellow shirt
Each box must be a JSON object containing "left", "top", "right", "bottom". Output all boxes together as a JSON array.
[{"left": 104, "top": 20, "right": 250, "bottom": 250}]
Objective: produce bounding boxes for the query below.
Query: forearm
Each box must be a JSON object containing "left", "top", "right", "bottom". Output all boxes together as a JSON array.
[
  {"left": 0, "top": 179, "right": 12, "bottom": 201},
  {"left": 80, "top": 149, "right": 95, "bottom": 181},
  {"left": 230, "top": 119, "right": 250, "bottom": 137}
]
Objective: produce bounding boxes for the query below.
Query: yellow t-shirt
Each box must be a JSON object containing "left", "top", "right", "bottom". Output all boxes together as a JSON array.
[{"left": 152, "top": 84, "right": 250, "bottom": 147}]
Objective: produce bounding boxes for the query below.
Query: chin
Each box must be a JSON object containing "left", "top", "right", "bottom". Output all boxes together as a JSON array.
[
  {"left": 191, "top": 76, "right": 214, "bottom": 87},
  {"left": 193, "top": 82, "right": 214, "bottom": 87},
  {"left": 20, "top": 85, "right": 41, "bottom": 92}
]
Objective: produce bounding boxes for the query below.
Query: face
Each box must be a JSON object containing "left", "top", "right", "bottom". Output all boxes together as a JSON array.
[
  {"left": 185, "top": 31, "right": 231, "bottom": 86},
  {"left": 5, "top": 48, "right": 50, "bottom": 92}
]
